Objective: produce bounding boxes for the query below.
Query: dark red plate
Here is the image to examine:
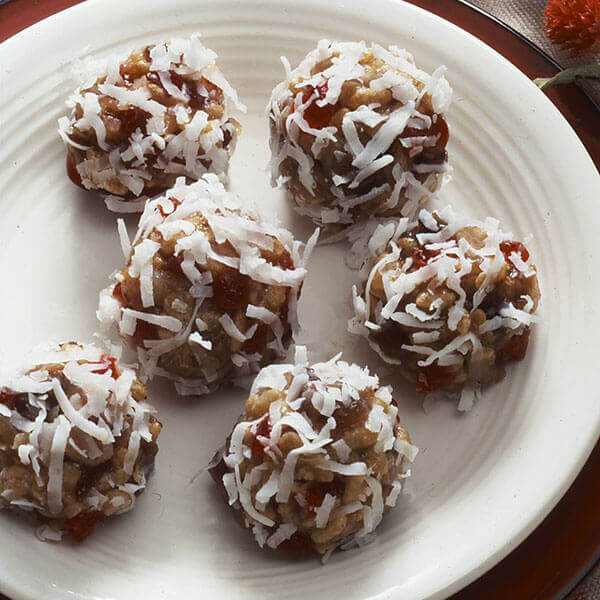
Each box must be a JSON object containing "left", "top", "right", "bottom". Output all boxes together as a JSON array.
[{"left": 1, "top": 1, "right": 598, "bottom": 598}]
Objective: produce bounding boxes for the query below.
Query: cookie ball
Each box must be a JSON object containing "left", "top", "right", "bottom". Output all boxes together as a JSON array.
[
  {"left": 59, "top": 34, "right": 245, "bottom": 203},
  {"left": 97, "top": 174, "right": 317, "bottom": 396},
  {"left": 349, "top": 207, "right": 541, "bottom": 408},
  {"left": 268, "top": 40, "right": 451, "bottom": 231},
  {"left": 0, "top": 342, "right": 161, "bottom": 541},
  {"left": 210, "top": 348, "right": 416, "bottom": 557}
]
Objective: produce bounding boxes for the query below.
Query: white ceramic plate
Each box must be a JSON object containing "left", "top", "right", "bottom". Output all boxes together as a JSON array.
[{"left": 1, "top": 1, "right": 599, "bottom": 599}]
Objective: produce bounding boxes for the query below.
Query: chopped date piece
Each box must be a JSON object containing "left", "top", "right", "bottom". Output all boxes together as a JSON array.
[
  {"left": 301, "top": 83, "right": 338, "bottom": 129},
  {"left": 415, "top": 365, "right": 455, "bottom": 393},
  {"left": 65, "top": 147, "right": 84, "bottom": 188},
  {"left": 304, "top": 479, "right": 345, "bottom": 512},
  {"left": 112, "top": 282, "right": 126, "bottom": 305},
  {"left": 0, "top": 389, "right": 40, "bottom": 421},
  {"left": 278, "top": 532, "right": 314, "bottom": 557},
  {"left": 162, "top": 252, "right": 185, "bottom": 275},
  {"left": 92, "top": 355, "right": 120, "bottom": 379},
  {"left": 103, "top": 105, "right": 150, "bottom": 140},
  {"left": 333, "top": 395, "right": 370, "bottom": 429},
  {"left": 132, "top": 320, "right": 160, "bottom": 345},
  {"left": 500, "top": 328, "right": 530, "bottom": 362},
  {"left": 251, "top": 416, "right": 272, "bottom": 458},
  {"left": 0, "top": 388, "right": 18, "bottom": 409},
  {"left": 212, "top": 266, "right": 250, "bottom": 312},
  {"left": 500, "top": 240, "right": 530, "bottom": 267},
  {"left": 158, "top": 197, "right": 182, "bottom": 218},
  {"left": 401, "top": 114, "right": 450, "bottom": 152},
  {"left": 65, "top": 511, "right": 106, "bottom": 542},
  {"left": 410, "top": 246, "right": 441, "bottom": 271},
  {"left": 76, "top": 462, "right": 111, "bottom": 499}
]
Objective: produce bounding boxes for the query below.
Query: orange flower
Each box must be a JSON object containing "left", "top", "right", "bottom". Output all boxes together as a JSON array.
[{"left": 544, "top": 0, "right": 600, "bottom": 56}]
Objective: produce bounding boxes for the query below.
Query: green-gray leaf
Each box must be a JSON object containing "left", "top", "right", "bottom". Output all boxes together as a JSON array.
[{"left": 534, "top": 64, "right": 600, "bottom": 90}]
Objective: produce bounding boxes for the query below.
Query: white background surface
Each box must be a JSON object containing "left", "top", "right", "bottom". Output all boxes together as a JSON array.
[{"left": 1, "top": 1, "right": 599, "bottom": 599}]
